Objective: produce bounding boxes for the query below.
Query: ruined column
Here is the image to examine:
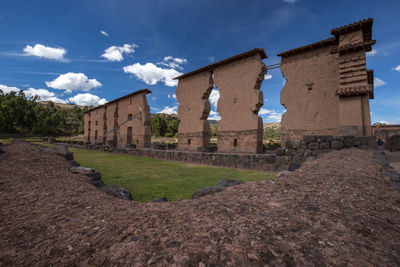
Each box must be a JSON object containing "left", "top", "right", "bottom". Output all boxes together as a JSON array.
[
  {"left": 213, "top": 52, "right": 266, "bottom": 153},
  {"left": 176, "top": 71, "right": 213, "bottom": 151}
]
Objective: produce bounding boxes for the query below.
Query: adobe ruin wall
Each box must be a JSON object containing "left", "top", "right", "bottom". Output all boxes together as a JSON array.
[
  {"left": 278, "top": 18, "right": 375, "bottom": 145},
  {"left": 83, "top": 89, "right": 151, "bottom": 148}
]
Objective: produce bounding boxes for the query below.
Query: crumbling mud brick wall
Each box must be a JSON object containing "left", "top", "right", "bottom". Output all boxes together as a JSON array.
[
  {"left": 174, "top": 49, "right": 267, "bottom": 153},
  {"left": 278, "top": 18, "right": 375, "bottom": 144},
  {"left": 214, "top": 53, "right": 266, "bottom": 153},
  {"left": 84, "top": 89, "right": 151, "bottom": 148},
  {"left": 175, "top": 72, "right": 213, "bottom": 151}
]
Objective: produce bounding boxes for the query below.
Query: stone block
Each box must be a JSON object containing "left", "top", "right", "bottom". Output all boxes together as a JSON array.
[
  {"left": 275, "top": 147, "right": 285, "bottom": 156},
  {"left": 343, "top": 136, "right": 355, "bottom": 147},
  {"left": 293, "top": 153, "right": 305, "bottom": 163},
  {"left": 312, "top": 149, "right": 321, "bottom": 156},
  {"left": 264, "top": 154, "right": 276, "bottom": 164},
  {"left": 325, "top": 135, "right": 333, "bottom": 142},
  {"left": 304, "top": 149, "right": 313, "bottom": 157},
  {"left": 332, "top": 136, "right": 344, "bottom": 141},
  {"left": 300, "top": 141, "right": 307, "bottom": 149},
  {"left": 303, "top": 135, "right": 316, "bottom": 143},
  {"left": 316, "top": 136, "right": 326, "bottom": 143},
  {"left": 287, "top": 140, "right": 300, "bottom": 149},
  {"left": 331, "top": 140, "right": 344, "bottom": 150},
  {"left": 319, "top": 142, "right": 331, "bottom": 150},
  {"left": 283, "top": 155, "right": 292, "bottom": 164},
  {"left": 308, "top": 142, "right": 319, "bottom": 150}
]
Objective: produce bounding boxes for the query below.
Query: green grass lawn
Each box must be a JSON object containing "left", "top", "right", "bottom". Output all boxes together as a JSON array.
[{"left": 66, "top": 147, "right": 274, "bottom": 202}]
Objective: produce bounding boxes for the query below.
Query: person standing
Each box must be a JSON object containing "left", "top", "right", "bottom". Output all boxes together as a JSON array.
[{"left": 377, "top": 138, "right": 384, "bottom": 150}]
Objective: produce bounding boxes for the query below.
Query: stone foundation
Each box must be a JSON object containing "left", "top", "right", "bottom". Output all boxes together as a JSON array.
[
  {"left": 178, "top": 131, "right": 211, "bottom": 151},
  {"left": 218, "top": 129, "right": 263, "bottom": 154}
]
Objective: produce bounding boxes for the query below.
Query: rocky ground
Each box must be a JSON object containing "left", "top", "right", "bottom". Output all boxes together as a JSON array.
[{"left": 0, "top": 141, "right": 399, "bottom": 266}]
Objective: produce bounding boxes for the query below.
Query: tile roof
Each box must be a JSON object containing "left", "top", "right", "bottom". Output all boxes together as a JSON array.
[
  {"left": 174, "top": 48, "right": 267, "bottom": 80},
  {"left": 336, "top": 85, "right": 373, "bottom": 99},
  {"left": 331, "top": 18, "right": 373, "bottom": 37},
  {"left": 84, "top": 89, "right": 151, "bottom": 113},
  {"left": 277, "top": 37, "right": 337, "bottom": 57}
]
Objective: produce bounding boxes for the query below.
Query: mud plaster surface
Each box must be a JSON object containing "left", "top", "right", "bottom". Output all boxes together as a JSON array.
[{"left": 0, "top": 142, "right": 399, "bottom": 266}]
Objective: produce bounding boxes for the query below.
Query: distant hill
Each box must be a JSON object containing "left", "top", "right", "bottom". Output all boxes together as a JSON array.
[
  {"left": 38, "top": 101, "right": 89, "bottom": 110},
  {"left": 263, "top": 122, "right": 280, "bottom": 130}
]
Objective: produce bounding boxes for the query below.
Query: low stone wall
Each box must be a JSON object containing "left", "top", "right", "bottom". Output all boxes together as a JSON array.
[
  {"left": 278, "top": 135, "right": 377, "bottom": 164},
  {"left": 51, "top": 135, "right": 377, "bottom": 172}
]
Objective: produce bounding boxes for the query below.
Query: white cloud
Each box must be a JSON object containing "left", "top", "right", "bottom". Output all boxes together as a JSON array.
[
  {"left": 101, "top": 44, "right": 137, "bottom": 62},
  {"left": 0, "top": 84, "right": 20, "bottom": 94},
  {"left": 264, "top": 73, "right": 272, "bottom": 80},
  {"left": 259, "top": 108, "right": 272, "bottom": 115},
  {"left": 68, "top": 93, "right": 107, "bottom": 106},
  {"left": 100, "top": 30, "right": 109, "bottom": 37},
  {"left": 209, "top": 89, "right": 220, "bottom": 108},
  {"left": 378, "top": 120, "right": 390, "bottom": 124},
  {"left": 24, "top": 88, "right": 67, "bottom": 103},
  {"left": 123, "top": 62, "right": 182, "bottom": 87},
  {"left": 283, "top": 0, "right": 298, "bottom": 3},
  {"left": 23, "top": 44, "right": 66, "bottom": 61},
  {"left": 268, "top": 112, "right": 282, "bottom": 122},
  {"left": 395, "top": 65, "right": 400, "bottom": 72},
  {"left": 157, "top": 56, "right": 187, "bottom": 70},
  {"left": 158, "top": 105, "right": 178, "bottom": 115},
  {"left": 374, "top": 77, "right": 386, "bottom": 87},
  {"left": 366, "top": 49, "right": 378, "bottom": 56},
  {"left": 0, "top": 84, "right": 67, "bottom": 103},
  {"left": 46, "top": 72, "right": 102, "bottom": 92},
  {"left": 208, "top": 110, "right": 221, "bottom": 121},
  {"left": 168, "top": 93, "right": 176, "bottom": 99}
]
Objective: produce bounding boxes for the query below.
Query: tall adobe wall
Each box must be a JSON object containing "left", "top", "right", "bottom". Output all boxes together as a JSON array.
[
  {"left": 176, "top": 72, "right": 213, "bottom": 151},
  {"left": 278, "top": 18, "right": 375, "bottom": 144},
  {"left": 214, "top": 54, "right": 266, "bottom": 153},
  {"left": 83, "top": 89, "right": 151, "bottom": 148}
]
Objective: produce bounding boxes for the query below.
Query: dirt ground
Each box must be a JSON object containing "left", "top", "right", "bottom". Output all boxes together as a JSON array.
[{"left": 0, "top": 141, "right": 399, "bottom": 266}]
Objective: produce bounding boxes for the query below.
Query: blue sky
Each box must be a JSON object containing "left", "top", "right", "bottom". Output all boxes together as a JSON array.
[{"left": 0, "top": 0, "right": 399, "bottom": 123}]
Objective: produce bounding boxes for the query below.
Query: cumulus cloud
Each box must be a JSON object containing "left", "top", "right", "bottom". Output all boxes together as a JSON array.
[
  {"left": 208, "top": 110, "right": 221, "bottom": 121},
  {"left": 24, "top": 88, "right": 67, "bottom": 103},
  {"left": 123, "top": 62, "right": 182, "bottom": 87},
  {"left": 209, "top": 89, "right": 220, "bottom": 108},
  {"left": 258, "top": 107, "right": 282, "bottom": 122},
  {"left": 157, "top": 56, "right": 187, "bottom": 70},
  {"left": 101, "top": 44, "right": 137, "bottom": 62},
  {"left": 264, "top": 73, "right": 272, "bottom": 80},
  {"left": 367, "top": 49, "right": 378, "bottom": 56},
  {"left": 68, "top": 93, "right": 107, "bottom": 106},
  {"left": 168, "top": 93, "right": 176, "bottom": 99},
  {"left": 267, "top": 111, "right": 283, "bottom": 121},
  {"left": 374, "top": 77, "right": 386, "bottom": 87},
  {"left": 259, "top": 108, "right": 272, "bottom": 115},
  {"left": 0, "top": 84, "right": 67, "bottom": 103},
  {"left": 0, "top": 84, "right": 20, "bottom": 94},
  {"left": 158, "top": 105, "right": 178, "bottom": 115},
  {"left": 100, "top": 30, "right": 109, "bottom": 37},
  {"left": 378, "top": 120, "right": 389, "bottom": 124},
  {"left": 23, "top": 44, "right": 67, "bottom": 61},
  {"left": 395, "top": 65, "right": 400, "bottom": 72},
  {"left": 46, "top": 72, "right": 102, "bottom": 92}
]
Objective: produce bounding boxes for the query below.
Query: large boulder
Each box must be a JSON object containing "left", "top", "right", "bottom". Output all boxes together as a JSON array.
[
  {"left": 192, "top": 179, "right": 245, "bottom": 199},
  {"left": 101, "top": 185, "right": 133, "bottom": 201},
  {"left": 71, "top": 166, "right": 104, "bottom": 187},
  {"left": 153, "top": 196, "right": 168, "bottom": 202}
]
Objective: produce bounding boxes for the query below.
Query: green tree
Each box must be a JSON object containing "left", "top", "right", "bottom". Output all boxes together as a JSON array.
[
  {"left": 151, "top": 114, "right": 168, "bottom": 136},
  {"left": 166, "top": 118, "right": 179, "bottom": 137}
]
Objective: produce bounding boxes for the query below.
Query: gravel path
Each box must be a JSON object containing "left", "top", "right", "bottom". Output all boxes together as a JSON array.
[{"left": 0, "top": 142, "right": 399, "bottom": 266}]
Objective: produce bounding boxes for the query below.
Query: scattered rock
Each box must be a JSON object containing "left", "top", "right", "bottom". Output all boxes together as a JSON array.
[
  {"left": 45, "top": 249, "right": 52, "bottom": 257},
  {"left": 153, "top": 196, "right": 168, "bottom": 202},
  {"left": 305, "top": 156, "right": 317, "bottom": 162},
  {"left": 192, "top": 179, "right": 244, "bottom": 199},
  {"left": 276, "top": 171, "right": 292, "bottom": 178},
  {"left": 47, "top": 145, "right": 73, "bottom": 161},
  {"left": 101, "top": 185, "right": 133, "bottom": 201},
  {"left": 67, "top": 244, "right": 73, "bottom": 251},
  {"left": 288, "top": 163, "right": 300, "bottom": 171}
]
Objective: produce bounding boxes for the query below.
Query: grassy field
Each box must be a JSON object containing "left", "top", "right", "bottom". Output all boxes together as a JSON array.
[{"left": 67, "top": 147, "right": 274, "bottom": 202}]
